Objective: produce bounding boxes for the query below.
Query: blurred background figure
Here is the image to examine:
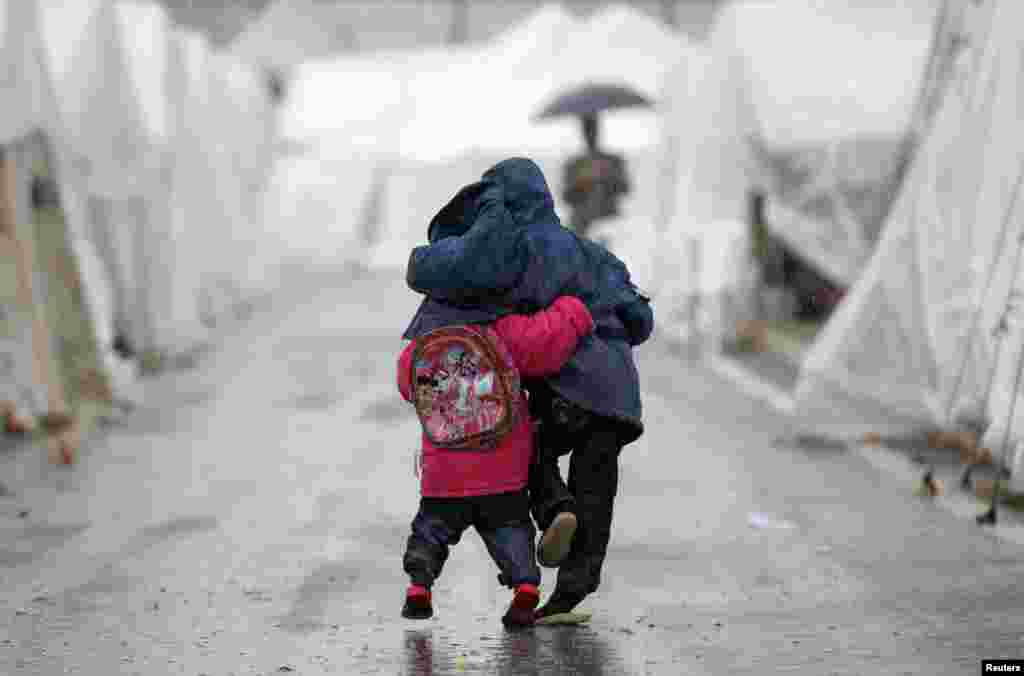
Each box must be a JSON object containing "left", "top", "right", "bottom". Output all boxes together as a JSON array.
[
  {"left": 534, "top": 80, "right": 652, "bottom": 241},
  {"left": 561, "top": 113, "right": 630, "bottom": 240}
]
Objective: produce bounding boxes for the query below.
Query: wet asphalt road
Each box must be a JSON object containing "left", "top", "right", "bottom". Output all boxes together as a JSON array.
[{"left": 2, "top": 267, "right": 1024, "bottom": 675}]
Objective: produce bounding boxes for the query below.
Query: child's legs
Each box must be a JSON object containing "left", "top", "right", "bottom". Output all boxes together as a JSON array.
[
  {"left": 554, "top": 417, "right": 624, "bottom": 599},
  {"left": 471, "top": 489, "right": 541, "bottom": 588},
  {"left": 403, "top": 497, "right": 472, "bottom": 588},
  {"left": 525, "top": 383, "right": 586, "bottom": 530},
  {"left": 528, "top": 425, "right": 576, "bottom": 531}
]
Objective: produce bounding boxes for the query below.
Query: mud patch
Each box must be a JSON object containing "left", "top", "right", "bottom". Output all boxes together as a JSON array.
[
  {"left": 105, "top": 406, "right": 191, "bottom": 437},
  {"left": 174, "top": 389, "right": 219, "bottom": 407},
  {"left": 59, "top": 564, "right": 146, "bottom": 614},
  {"left": 285, "top": 392, "right": 344, "bottom": 411},
  {"left": 0, "top": 522, "right": 90, "bottom": 568},
  {"left": 349, "top": 520, "right": 411, "bottom": 550},
  {"left": 19, "top": 522, "right": 90, "bottom": 540},
  {"left": 138, "top": 515, "right": 219, "bottom": 542},
  {"left": 0, "top": 548, "right": 37, "bottom": 567},
  {"left": 775, "top": 435, "right": 848, "bottom": 454},
  {"left": 360, "top": 397, "right": 413, "bottom": 423}
]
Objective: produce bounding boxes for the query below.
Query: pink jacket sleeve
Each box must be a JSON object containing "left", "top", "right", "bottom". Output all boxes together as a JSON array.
[
  {"left": 493, "top": 296, "right": 595, "bottom": 378},
  {"left": 397, "top": 341, "right": 416, "bottom": 402}
]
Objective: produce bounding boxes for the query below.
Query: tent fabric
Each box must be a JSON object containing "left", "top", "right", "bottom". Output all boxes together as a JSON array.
[
  {"left": 230, "top": 0, "right": 339, "bottom": 72},
  {"left": 38, "top": 0, "right": 153, "bottom": 198},
  {"left": 0, "top": 0, "right": 51, "bottom": 145},
  {"left": 6, "top": 0, "right": 276, "bottom": 399},
  {"left": 791, "top": 0, "right": 1024, "bottom": 487},
  {"left": 1, "top": 3, "right": 120, "bottom": 413},
  {"left": 662, "top": 0, "right": 936, "bottom": 292},
  {"left": 653, "top": 34, "right": 756, "bottom": 340},
  {"left": 282, "top": 4, "right": 686, "bottom": 276},
  {"left": 230, "top": 0, "right": 458, "bottom": 71},
  {"left": 38, "top": 0, "right": 167, "bottom": 355},
  {"left": 282, "top": 3, "right": 683, "bottom": 160},
  {"left": 219, "top": 64, "right": 280, "bottom": 296},
  {"left": 155, "top": 28, "right": 230, "bottom": 351}
]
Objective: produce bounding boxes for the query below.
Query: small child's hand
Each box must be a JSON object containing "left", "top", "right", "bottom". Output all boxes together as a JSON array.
[{"left": 552, "top": 296, "right": 594, "bottom": 336}]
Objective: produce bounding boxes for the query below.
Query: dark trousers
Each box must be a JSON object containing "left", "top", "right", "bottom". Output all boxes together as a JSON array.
[
  {"left": 403, "top": 489, "right": 540, "bottom": 590},
  {"left": 526, "top": 383, "right": 625, "bottom": 599}
]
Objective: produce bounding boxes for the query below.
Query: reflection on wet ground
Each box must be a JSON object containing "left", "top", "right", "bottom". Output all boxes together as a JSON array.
[{"left": 399, "top": 623, "right": 625, "bottom": 676}]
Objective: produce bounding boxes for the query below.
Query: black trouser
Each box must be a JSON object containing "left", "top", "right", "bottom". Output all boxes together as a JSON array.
[
  {"left": 403, "top": 489, "right": 541, "bottom": 590},
  {"left": 526, "top": 382, "right": 626, "bottom": 599}
]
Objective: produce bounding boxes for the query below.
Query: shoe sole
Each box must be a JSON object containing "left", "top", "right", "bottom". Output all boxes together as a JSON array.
[
  {"left": 535, "top": 610, "right": 591, "bottom": 625},
  {"left": 538, "top": 512, "right": 577, "bottom": 568}
]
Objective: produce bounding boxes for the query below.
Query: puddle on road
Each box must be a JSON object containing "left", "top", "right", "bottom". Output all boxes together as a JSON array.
[{"left": 394, "top": 623, "right": 647, "bottom": 675}]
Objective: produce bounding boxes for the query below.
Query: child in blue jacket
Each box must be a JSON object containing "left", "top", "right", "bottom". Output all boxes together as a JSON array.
[{"left": 402, "top": 157, "right": 653, "bottom": 619}]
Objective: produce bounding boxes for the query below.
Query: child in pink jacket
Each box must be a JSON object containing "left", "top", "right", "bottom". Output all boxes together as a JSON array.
[{"left": 397, "top": 295, "right": 594, "bottom": 627}]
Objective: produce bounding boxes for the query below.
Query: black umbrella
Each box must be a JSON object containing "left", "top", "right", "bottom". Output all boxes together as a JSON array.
[{"left": 533, "top": 82, "right": 654, "bottom": 121}]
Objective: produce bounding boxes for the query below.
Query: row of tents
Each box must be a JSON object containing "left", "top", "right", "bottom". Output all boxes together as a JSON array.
[
  {"left": 0, "top": 0, "right": 277, "bottom": 458},
  {"left": 793, "top": 0, "right": 1024, "bottom": 491},
  {"left": 254, "top": 0, "right": 1024, "bottom": 488},
  {"left": 659, "top": 0, "right": 1024, "bottom": 491},
  {"left": 264, "top": 3, "right": 681, "bottom": 289}
]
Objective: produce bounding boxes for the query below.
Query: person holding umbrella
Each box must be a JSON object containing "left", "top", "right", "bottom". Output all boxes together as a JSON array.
[
  {"left": 562, "top": 113, "right": 630, "bottom": 239},
  {"left": 535, "top": 82, "right": 651, "bottom": 240}
]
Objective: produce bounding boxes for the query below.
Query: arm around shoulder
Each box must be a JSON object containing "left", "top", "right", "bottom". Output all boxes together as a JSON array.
[{"left": 494, "top": 296, "right": 594, "bottom": 378}]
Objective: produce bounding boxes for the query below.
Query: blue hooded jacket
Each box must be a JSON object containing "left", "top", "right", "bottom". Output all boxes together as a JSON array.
[{"left": 401, "top": 158, "right": 653, "bottom": 442}]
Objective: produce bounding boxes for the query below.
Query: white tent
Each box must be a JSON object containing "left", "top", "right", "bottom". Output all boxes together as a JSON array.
[
  {"left": 655, "top": 0, "right": 937, "bottom": 347},
  {"left": 154, "top": 27, "right": 250, "bottom": 348},
  {"left": 793, "top": 0, "right": 1024, "bottom": 490},
  {"left": 370, "top": 4, "right": 686, "bottom": 282},
  {"left": 37, "top": 0, "right": 166, "bottom": 356},
  {"left": 0, "top": 0, "right": 52, "bottom": 419},
  {"left": 213, "top": 51, "right": 276, "bottom": 206},
  {"left": 275, "top": 4, "right": 685, "bottom": 280},
  {"left": 652, "top": 45, "right": 750, "bottom": 338},
  {"left": 662, "top": 0, "right": 935, "bottom": 299},
  {"left": 1, "top": 0, "right": 128, "bottom": 413},
  {"left": 230, "top": 0, "right": 343, "bottom": 73},
  {"left": 0, "top": 0, "right": 52, "bottom": 144},
  {"left": 230, "top": 0, "right": 468, "bottom": 78},
  {"left": 207, "top": 49, "right": 279, "bottom": 297},
  {"left": 395, "top": 4, "right": 681, "bottom": 163}
]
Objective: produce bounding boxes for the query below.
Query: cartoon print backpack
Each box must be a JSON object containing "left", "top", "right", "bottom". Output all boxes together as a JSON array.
[{"left": 410, "top": 325, "right": 521, "bottom": 450}]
